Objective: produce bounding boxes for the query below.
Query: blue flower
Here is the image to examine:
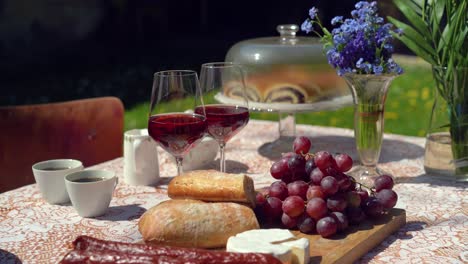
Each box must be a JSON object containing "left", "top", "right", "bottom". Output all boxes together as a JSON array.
[
  {"left": 355, "top": 1, "right": 367, "bottom": 10},
  {"left": 331, "top": 16, "right": 343, "bottom": 25},
  {"left": 356, "top": 58, "right": 365, "bottom": 68},
  {"left": 302, "top": 1, "right": 402, "bottom": 75},
  {"left": 309, "top": 7, "right": 318, "bottom": 19},
  {"left": 301, "top": 20, "right": 313, "bottom": 34},
  {"left": 373, "top": 65, "right": 384, "bottom": 75},
  {"left": 333, "top": 34, "right": 346, "bottom": 46}
]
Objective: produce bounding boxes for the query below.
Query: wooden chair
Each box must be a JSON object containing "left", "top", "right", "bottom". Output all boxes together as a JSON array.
[{"left": 0, "top": 97, "right": 125, "bottom": 193}]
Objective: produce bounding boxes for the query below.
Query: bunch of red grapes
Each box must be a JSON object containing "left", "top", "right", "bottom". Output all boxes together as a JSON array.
[{"left": 255, "top": 136, "right": 398, "bottom": 238}]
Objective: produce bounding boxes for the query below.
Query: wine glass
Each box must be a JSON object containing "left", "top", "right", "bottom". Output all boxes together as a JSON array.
[
  {"left": 148, "top": 70, "right": 207, "bottom": 176},
  {"left": 195, "top": 62, "right": 249, "bottom": 172}
]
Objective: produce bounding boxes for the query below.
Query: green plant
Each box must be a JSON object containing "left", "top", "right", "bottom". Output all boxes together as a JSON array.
[
  {"left": 388, "top": 0, "right": 467, "bottom": 101},
  {"left": 388, "top": 0, "right": 468, "bottom": 175}
]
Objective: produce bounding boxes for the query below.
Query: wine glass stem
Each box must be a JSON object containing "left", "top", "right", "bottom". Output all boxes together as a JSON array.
[
  {"left": 175, "top": 156, "right": 184, "bottom": 176},
  {"left": 219, "top": 142, "right": 226, "bottom": 173}
]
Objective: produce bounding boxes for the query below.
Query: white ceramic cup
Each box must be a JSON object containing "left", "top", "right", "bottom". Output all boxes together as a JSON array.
[
  {"left": 65, "top": 170, "right": 117, "bottom": 218},
  {"left": 124, "top": 129, "right": 160, "bottom": 186},
  {"left": 32, "top": 159, "right": 83, "bottom": 204}
]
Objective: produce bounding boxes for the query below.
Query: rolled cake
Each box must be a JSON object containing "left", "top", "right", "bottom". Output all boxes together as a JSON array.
[{"left": 223, "top": 65, "right": 347, "bottom": 103}]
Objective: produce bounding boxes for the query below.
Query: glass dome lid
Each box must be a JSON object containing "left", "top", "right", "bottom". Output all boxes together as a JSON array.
[{"left": 226, "top": 24, "right": 327, "bottom": 65}]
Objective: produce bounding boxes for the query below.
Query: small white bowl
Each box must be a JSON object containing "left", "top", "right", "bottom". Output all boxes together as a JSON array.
[{"left": 183, "top": 137, "right": 219, "bottom": 170}]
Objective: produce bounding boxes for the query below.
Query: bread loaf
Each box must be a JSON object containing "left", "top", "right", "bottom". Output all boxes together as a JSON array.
[
  {"left": 138, "top": 199, "right": 260, "bottom": 248},
  {"left": 167, "top": 170, "right": 256, "bottom": 207}
]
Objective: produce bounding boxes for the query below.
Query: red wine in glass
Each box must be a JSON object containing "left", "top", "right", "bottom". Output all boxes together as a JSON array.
[
  {"left": 195, "top": 104, "right": 249, "bottom": 143},
  {"left": 148, "top": 113, "right": 207, "bottom": 157}
]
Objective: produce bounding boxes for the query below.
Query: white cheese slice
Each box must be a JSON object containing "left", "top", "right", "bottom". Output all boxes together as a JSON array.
[{"left": 226, "top": 229, "right": 310, "bottom": 264}]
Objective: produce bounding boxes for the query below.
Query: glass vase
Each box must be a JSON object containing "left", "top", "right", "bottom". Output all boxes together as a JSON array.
[
  {"left": 343, "top": 74, "right": 396, "bottom": 186},
  {"left": 424, "top": 66, "right": 468, "bottom": 182}
]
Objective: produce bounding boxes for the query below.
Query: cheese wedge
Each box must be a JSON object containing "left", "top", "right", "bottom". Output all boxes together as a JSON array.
[
  {"left": 280, "top": 238, "right": 310, "bottom": 264},
  {"left": 226, "top": 229, "right": 310, "bottom": 264}
]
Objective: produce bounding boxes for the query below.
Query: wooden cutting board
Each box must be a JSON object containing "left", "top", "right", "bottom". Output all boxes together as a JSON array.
[{"left": 293, "top": 208, "right": 406, "bottom": 264}]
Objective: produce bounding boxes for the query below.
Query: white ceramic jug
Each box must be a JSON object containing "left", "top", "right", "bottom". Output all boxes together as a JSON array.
[{"left": 123, "top": 129, "right": 160, "bottom": 185}]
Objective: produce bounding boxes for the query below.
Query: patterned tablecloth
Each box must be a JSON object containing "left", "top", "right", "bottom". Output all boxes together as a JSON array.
[{"left": 0, "top": 120, "right": 467, "bottom": 263}]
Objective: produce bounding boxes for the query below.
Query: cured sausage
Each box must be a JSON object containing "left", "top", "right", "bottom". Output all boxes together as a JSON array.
[
  {"left": 70, "top": 236, "right": 282, "bottom": 264},
  {"left": 60, "top": 249, "right": 201, "bottom": 264}
]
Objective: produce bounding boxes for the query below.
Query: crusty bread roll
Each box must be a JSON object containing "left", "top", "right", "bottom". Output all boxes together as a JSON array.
[
  {"left": 168, "top": 170, "right": 256, "bottom": 207},
  {"left": 138, "top": 199, "right": 260, "bottom": 248}
]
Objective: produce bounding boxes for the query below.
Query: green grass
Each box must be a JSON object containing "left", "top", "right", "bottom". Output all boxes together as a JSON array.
[{"left": 124, "top": 58, "right": 434, "bottom": 137}]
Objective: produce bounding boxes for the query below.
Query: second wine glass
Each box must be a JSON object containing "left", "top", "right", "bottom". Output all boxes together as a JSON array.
[{"left": 195, "top": 62, "right": 249, "bottom": 172}]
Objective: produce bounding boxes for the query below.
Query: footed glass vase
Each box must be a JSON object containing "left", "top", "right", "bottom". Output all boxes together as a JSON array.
[
  {"left": 343, "top": 74, "right": 396, "bottom": 186},
  {"left": 424, "top": 66, "right": 468, "bottom": 182}
]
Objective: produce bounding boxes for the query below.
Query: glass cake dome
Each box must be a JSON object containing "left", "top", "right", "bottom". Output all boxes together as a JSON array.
[{"left": 224, "top": 24, "right": 350, "bottom": 107}]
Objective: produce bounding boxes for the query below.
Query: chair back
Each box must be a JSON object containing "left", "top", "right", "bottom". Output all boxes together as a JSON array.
[{"left": 0, "top": 97, "right": 124, "bottom": 193}]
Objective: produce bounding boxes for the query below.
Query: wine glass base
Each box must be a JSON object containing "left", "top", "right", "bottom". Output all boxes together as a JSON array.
[{"left": 348, "top": 165, "right": 390, "bottom": 187}]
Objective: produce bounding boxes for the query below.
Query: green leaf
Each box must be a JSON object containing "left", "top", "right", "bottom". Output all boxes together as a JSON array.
[
  {"left": 438, "top": 24, "right": 450, "bottom": 53},
  {"left": 454, "top": 28, "right": 468, "bottom": 51},
  {"left": 393, "top": 0, "right": 432, "bottom": 38},
  {"left": 405, "top": 0, "right": 424, "bottom": 15},
  {"left": 432, "top": 0, "right": 445, "bottom": 38},
  {"left": 393, "top": 33, "right": 437, "bottom": 64},
  {"left": 412, "top": 0, "right": 425, "bottom": 7},
  {"left": 388, "top": 16, "right": 436, "bottom": 55}
]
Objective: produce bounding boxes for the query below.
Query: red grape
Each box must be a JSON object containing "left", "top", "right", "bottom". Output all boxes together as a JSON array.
[
  {"left": 305, "top": 159, "right": 316, "bottom": 176},
  {"left": 282, "top": 195, "right": 305, "bottom": 217},
  {"left": 334, "top": 153, "right": 353, "bottom": 172},
  {"left": 306, "top": 198, "right": 328, "bottom": 220},
  {"left": 314, "top": 151, "right": 334, "bottom": 171},
  {"left": 297, "top": 214, "right": 316, "bottom": 234},
  {"left": 280, "top": 166, "right": 294, "bottom": 184},
  {"left": 376, "top": 189, "right": 398, "bottom": 209},
  {"left": 374, "top": 175, "right": 394, "bottom": 191},
  {"left": 265, "top": 147, "right": 399, "bottom": 237},
  {"left": 330, "top": 212, "right": 349, "bottom": 232},
  {"left": 337, "top": 174, "right": 352, "bottom": 191},
  {"left": 345, "top": 191, "right": 361, "bottom": 208},
  {"left": 363, "top": 197, "right": 384, "bottom": 217},
  {"left": 270, "top": 158, "right": 289, "bottom": 180},
  {"left": 306, "top": 185, "right": 325, "bottom": 200},
  {"left": 287, "top": 181, "right": 309, "bottom": 200},
  {"left": 281, "top": 213, "right": 298, "bottom": 229},
  {"left": 346, "top": 207, "right": 366, "bottom": 224},
  {"left": 293, "top": 136, "right": 312, "bottom": 154},
  {"left": 327, "top": 194, "right": 347, "bottom": 212},
  {"left": 356, "top": 189, "right": 369, "bottom": 205},
  {"left": 316, "top": 216, "right": 337, "bottom": 238},
  {"left": 263, "top": 197, "right": 283, "bottom": 219},
  {"left": 288, "top": 154, "right": 306, "bottom": 179},
  {"left": 321, "top": 176, "right": 339, "bottom": 195},
  {"left": 269, "top": 181, "right": 288, "bottom": 200},
  {"left": 256, "top": 192, "right": 267, "bottom": 206},
  {"left": 321, "top": 165, "right": 339, "bottom": 177},
  {"left": 309, "top": 167, "right": 325, "bottom": 185}
]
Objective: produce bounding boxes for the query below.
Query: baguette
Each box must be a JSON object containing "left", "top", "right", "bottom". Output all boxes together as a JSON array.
[
  {"left": 167, "top": 170, "right": 256, "bottom": 207},
  {"left": 138, "top": 199, "right": 260, "bottom": 248}
]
